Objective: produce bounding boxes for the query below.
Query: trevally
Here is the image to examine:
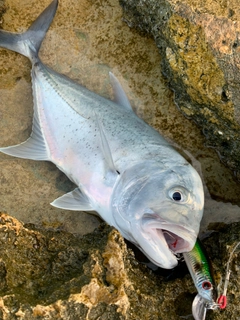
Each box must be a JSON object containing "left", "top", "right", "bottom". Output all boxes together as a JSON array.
[{"left": 0, "top": 0, "right": 204, "bottom": 269}]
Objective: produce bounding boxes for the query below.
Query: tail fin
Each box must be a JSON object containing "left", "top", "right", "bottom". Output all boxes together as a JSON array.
[{"left": 0, "top": 0, "right": 58, "bottom": 61}]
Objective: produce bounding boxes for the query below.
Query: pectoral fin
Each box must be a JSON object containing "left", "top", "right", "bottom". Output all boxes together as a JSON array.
[
  {"left": 95, "top": 112, "right": 120, "bottom": 175},
  {"left": 109, "top": 72, "right": 133, "bottom": 111},
  {"left": 51, "top": 188, "right": 94, "bottom": 211}
]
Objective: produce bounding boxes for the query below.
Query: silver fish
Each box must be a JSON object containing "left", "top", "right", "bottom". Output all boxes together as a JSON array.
[{"left": 0, "top": 0, "right": 204, "bottom": 269}]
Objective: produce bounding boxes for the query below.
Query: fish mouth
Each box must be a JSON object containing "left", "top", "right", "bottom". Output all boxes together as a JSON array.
[
  {"left": 132, "top": 215, "right": 197, "bottom": 269},
  {"left": 162, "top": 228, "right": 193, "bottom": 253}
]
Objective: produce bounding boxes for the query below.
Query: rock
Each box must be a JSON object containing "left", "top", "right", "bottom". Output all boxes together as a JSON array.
[
  {"left": 0, "top": 212, "right": 128, "bottom": 319},
  {"left": 0, "top": 212, "right": 239, "bottom": 319},
  {"left": 119, "top": 0, "right": 240, "bottom": 179}
]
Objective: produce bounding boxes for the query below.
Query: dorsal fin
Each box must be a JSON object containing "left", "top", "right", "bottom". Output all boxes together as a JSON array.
[{"left": 109, "top": 72, "right": 133, "bottom": 111}]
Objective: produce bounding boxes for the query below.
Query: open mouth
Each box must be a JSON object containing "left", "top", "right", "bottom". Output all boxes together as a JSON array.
[
  {"left": 162, "top": 229, "right": 192, "bottom": 253},
  {"left": 144, "top": 214, "right": 196, "bottom": 249},
  {"left": 133, "top": 215, "right": 197, "bottom": 269}
]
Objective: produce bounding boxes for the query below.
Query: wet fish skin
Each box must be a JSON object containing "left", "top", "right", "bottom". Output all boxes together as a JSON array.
[{"left": 0, "top": 0, "right": 204, "bottom": 269}]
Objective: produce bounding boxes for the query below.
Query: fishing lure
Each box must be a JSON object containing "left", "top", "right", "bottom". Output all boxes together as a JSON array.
[
  {"left": 183, "top": 239, "right": 240, "bottom": 320},
  {"left": 183, "top": 238, "right": 217, "bottom": 303}
]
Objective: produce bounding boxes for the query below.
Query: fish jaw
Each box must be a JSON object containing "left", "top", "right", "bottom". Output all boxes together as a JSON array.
[{"left": 130, "top": 216, "right": 197, "bottom": 269}]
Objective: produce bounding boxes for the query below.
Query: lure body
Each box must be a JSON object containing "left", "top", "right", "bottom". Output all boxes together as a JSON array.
[
  {"left": 183, "top": 239, "right": 219, "bottom": 320},
  {"left": 183, "top": 239, "right": 216, "bottom": 302}
]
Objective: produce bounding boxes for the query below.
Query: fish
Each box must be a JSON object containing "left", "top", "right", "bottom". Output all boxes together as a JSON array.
[{"left": 0, "top": 0, "right": 204, "bottom": 269}]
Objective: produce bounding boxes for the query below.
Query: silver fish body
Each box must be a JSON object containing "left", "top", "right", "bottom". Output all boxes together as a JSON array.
[{"left": 0, "top": 0, "right": 204, "bottom": 269}]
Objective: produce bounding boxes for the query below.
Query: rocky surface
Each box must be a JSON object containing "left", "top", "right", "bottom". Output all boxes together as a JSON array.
[
  {"left": 0, "top": 212, "right": 239, "bottom": 319},
  {"left": 119, "top": 0, "right": 240, "bottom": 179}
]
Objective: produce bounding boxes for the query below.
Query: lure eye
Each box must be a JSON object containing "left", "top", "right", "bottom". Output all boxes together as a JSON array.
[
  {"left": 172, "top": 191, "right": 182, "bottom": 201},
  {"left": 202, "top": 281, "right": 212, "bottom": 290}
]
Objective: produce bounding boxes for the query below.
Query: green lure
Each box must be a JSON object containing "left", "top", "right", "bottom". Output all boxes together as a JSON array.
[
  {"left": 183, "top": 238, "right": 217, "bottom": 303},
  {"left": 184, "top": 239, "right": 239, "bottom": 320}
]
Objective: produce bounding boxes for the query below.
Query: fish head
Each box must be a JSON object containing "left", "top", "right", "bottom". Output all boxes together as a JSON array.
[{"left": 112, "top": 161, "right": 204, "bottom": 269}]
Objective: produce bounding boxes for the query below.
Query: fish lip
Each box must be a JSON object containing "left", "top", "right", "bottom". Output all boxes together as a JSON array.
[
  {"left": 141, "top": 216, "right": 197, "bottom": 254},
  {"left": 132, "top": 225, "right": 179, "bottom": 269},
  {"left": 130, "top": 214, "right": 197, "bottom": 269}
]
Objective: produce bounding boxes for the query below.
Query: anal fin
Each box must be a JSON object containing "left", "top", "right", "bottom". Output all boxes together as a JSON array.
[
  {"left": 51, "top": 188, "right": 94, "bottom": 211},
  {"left": 0, "top": 110, "right": 49, "bottom": 161}
]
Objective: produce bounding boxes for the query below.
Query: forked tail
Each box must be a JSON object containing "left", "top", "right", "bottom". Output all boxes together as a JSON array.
[
  {"left": 0, "top": 0, "right": 58, "bottom": 62},
  {"left": 0, "top": 0, "right": 58, "bottom": 161}
]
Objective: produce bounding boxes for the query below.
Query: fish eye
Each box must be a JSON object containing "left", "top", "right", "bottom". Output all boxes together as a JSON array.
[
  {"left": 168, "top": 187, "right": 190, "bottom": 203},
  {"left": 172, "top": 191, "right": 182, "bottom": 201},
  {"left": 202, "top": 281, "right": 212, "bottom": 290}
]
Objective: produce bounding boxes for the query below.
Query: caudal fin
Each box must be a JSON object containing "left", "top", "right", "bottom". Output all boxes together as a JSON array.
[
  {"left": 0, "top": 0, "right": 58, "bottom": 161},
  {"left": 0, "top": 0, "right": 58, "bottom": 61}
]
